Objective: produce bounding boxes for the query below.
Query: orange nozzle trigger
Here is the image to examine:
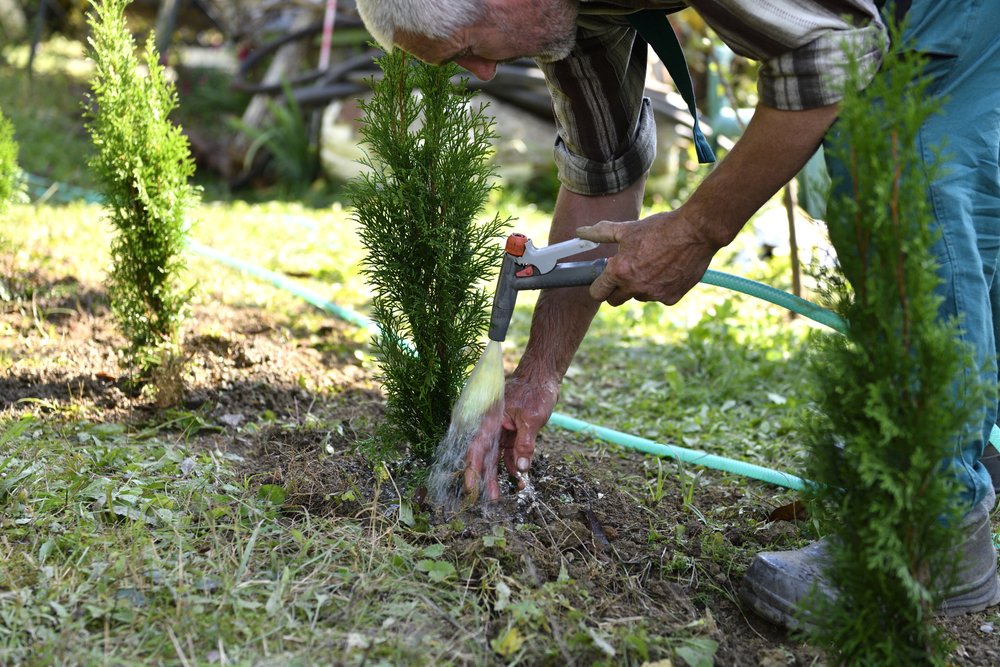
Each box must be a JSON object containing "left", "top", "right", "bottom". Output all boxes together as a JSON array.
[{"left": 505, "top": 233, "right": 528, "bottom": 257}]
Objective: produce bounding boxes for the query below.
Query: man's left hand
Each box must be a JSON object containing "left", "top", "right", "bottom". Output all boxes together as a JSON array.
[{"left": 577, "top": 209, "right": 719, "bottom": 307}]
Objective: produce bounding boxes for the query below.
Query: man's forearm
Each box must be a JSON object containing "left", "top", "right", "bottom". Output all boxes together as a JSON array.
[
  {"left": 684, "top": 103, "right": 840, "bottom": 249},
  {"left": 517, "top": 178, "right": 646, "bottom": 380},
  {"left": 516, "top": 102, "right": 835, "bottom": 377}
]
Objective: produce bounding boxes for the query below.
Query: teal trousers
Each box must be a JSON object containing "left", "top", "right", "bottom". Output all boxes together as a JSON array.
[{"left": 827, "top": 0, "right": 1000, "bottom": 509}]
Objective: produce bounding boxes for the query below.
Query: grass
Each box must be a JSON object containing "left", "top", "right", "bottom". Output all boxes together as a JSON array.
[
  {"left": 0, "top": 188, "right": 816, "bottom": 666},
  {"left": 0, "top": 416, "right": 478, "bottom": 664},
  {"left": 0, "top": 411, "right": 723, "bottom": 665}
]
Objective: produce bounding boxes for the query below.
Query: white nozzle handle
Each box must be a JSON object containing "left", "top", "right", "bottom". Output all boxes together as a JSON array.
[{"left": 519, "top": 237, "right": 599, "bottom": 274}]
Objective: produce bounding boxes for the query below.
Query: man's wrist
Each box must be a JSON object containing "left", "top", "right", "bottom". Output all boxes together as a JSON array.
[
  {"left": 516, "top": 345, "right": 568, "bottom": 386},
  {"left": 680, "top": 200, "right": 742, "bottom": 251}
]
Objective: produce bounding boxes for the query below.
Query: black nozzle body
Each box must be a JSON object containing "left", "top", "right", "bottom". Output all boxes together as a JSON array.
[
  {"left": 488, "top": 257, "right": 608, "bottom": 342},
  {"left": 488, "top": 254, "right": 519, "bottom": 342}
]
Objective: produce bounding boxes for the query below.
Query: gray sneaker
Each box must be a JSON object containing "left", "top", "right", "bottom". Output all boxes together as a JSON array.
[{"left": 739, "top": 487, "right": 1000, "bottom": 629}]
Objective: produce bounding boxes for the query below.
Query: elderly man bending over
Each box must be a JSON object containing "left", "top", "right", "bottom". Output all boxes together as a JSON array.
[{"left": 355, "top": 0, "right": 1000, "bottom": 629}]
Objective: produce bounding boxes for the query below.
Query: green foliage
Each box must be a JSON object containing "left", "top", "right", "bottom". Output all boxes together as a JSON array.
[
  {"left": 351, "top": 50, "right": 507, "bottom": 463},
  {"left": 801, "top": 27, "right": 991, "bottom": 663},
  {"left": 228, "top": 80, "right": 319, "bottom": 190},
  {"left": 84, "top": 0, "right": 199, "bottom": 387},
  {"left": 0, "top": 105, "right": 19, "bottom": 213}
]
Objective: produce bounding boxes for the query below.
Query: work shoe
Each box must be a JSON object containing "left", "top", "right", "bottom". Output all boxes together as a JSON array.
[{"left": 739, "top": 486, "right": 1000, "bottom": 629}]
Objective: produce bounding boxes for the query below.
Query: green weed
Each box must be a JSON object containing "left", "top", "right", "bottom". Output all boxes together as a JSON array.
[{"left": 229, "top": 80, "right": 319, "bottom": 191}]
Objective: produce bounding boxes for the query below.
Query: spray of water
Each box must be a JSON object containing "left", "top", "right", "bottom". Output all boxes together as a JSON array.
[{"left": 428, "top": 340, "right": 505, "bottom": 510}]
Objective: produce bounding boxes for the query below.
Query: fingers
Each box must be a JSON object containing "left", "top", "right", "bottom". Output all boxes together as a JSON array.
[
  {"left": 464, "top": 439, "right": 484, "bottom": 495},
  {"left": 590, "top": 256, "right": 632, "bottom": 306},
  {"left": 482, "top": 430, "right": 501, "bottom": 501},
  {"left": 589, "top": 265, "right": 619, "bottom": 303},
  {"left": 502, "top": 424, "right": 536, "bottom": 487},
  {"left": 579, "top": 220, "right": 631, "bottom": 305},
  {"left": 464, "top": 426, "right": 501, "bottom": 502},
  {"left": 464, "top": 452, "right": 500, "bottom": 501},
  {"left": 466, "top": 450, "right": 500, "bottom": 501},
  {"left": 576, "top": 220, "right": 624, "bottom": 244}
]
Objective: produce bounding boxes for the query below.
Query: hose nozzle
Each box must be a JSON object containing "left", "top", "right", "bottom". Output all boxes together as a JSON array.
[{"left": 488, "top": 234, "right": 607, "bottom": 342}]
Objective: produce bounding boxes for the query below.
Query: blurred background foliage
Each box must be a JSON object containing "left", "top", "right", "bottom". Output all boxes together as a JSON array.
[{"left": 0, "top": 1, "right": 766, "bottom": 211}]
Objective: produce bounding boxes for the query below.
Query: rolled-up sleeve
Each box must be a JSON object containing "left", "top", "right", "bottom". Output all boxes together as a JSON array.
[
  {"left": 693, "top": 1, "right": 887, "bottom": 110},
  {"left": 757, "top": 23, "right": 885, "bottom": 109},
  {"left": 536, "top": 1, "right": 887, "bottom": 195},
  {"left": 536, "top": 15, "right": 655, "bottom": 196}
]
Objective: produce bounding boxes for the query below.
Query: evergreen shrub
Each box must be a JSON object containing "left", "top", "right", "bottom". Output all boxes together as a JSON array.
[
  {"left": 802, "top": 27, "right": 992, "bottom": 664},
  {"left": 85, "top": 0, "right": 199, "bottom": 402},
  {"left": 351, "top": 50, "right": 507, "bottom": 464}
]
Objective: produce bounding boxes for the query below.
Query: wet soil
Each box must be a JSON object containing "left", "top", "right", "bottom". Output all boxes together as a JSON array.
[{"left": 3, "top": 267, "right": 999, "bottom": 666}]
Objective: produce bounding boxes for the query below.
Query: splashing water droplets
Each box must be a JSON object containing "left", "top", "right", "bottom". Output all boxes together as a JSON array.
[{"left": 428, "top": 340, "right": 505, "bottom": 510}]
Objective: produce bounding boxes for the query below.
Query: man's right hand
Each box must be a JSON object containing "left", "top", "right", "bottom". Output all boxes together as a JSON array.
[
  {"left": 464, "top": 370, "right": 560, "bottom": 501},
  {"left": 463, "top": 180, "right": 645, "bottom": 501}
]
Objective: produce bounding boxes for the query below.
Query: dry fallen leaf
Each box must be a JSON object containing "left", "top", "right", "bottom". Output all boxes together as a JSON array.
[{"left": 768, "top": 499, "right": 809, "bottom": 523}]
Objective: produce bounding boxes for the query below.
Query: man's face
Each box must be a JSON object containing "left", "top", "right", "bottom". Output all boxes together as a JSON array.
[{"left": 394, "top": 0, "right": 577, "bottom": 81}]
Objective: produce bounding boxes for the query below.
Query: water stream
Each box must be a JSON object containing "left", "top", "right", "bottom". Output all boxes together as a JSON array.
[{"left": 428, "top": 340, "right": 505, "bottom": 510}]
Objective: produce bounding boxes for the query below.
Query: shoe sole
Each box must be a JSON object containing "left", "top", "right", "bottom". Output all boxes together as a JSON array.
[
  {"left": 740, "top": 572, "right": 1000, "bottom": 627},
  {"left": 738, "top": 570, "right": 809, "bottom": 630},
  {"left": 938, "top": 573, "right": 1000, "bottom": 617}
]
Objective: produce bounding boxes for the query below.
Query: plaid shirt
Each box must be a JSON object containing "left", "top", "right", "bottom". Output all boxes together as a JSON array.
[{"left": 539, "top": 1, "right": 886, "bottom": 195}]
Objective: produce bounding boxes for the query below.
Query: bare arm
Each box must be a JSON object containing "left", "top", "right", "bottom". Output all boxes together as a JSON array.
[
  {"left": 465, "top": 177, "right": 644, "bottom": 499},
  {"left": 583, "top": 103, "right": 840, "bottom": 305},
  {"left": 519, "top": 179, "right": 646, "bottom": 381}
]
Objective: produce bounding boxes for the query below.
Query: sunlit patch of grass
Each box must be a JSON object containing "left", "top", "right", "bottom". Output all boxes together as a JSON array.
[{"left": 2, "top": 36, "right": 95, "bottom": 80}]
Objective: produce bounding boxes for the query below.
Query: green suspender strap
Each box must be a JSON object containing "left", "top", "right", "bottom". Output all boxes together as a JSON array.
[{"left": 627, "top": 10, "right": 716, "bottom": 164}]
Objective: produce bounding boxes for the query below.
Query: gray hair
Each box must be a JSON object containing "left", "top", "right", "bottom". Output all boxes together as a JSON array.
[{"left": 355, "top": 0, "right": 486, "bottom": 51}]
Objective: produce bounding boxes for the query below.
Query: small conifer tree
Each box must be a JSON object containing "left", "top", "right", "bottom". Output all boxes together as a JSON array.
[
  {"left": 0, "top": 106, "right": 19, "bottom": 301},
  {"left": 351, "top": 50, "right": 507, "bottom": 464},
  {"left": 85, "top": 0, "right": 199, "bottom": 400},
  {"left": 801, "top": 28, "right": 991, "bottom": 663},
  {"left": 0, "top": 106, "right": 18, "bottom": 214}
]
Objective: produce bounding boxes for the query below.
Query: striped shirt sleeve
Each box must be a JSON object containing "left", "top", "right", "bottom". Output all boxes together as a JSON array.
[
  {"left": 539, "top": 1, "right": 886, "bottom": 196},
  {"left": 693, "top": 1, "right": 886, "bottom": 110}
]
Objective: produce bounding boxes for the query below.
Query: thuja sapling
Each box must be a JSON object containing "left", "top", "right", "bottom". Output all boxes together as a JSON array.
[
  {"left": 85, "top": 0, "right": 199, "bottom": 404},
  {"left": 351, "top": 49, "right": 508, "bottom": 465},
  {"left": 800, "top": 26, "right": 991, "bottom": 663},
  {"left": 0, "top": 107, "right": 17, "bottom": 214},
  {"left": 0, "top": 106, "right": 18, "bottom": 302}
]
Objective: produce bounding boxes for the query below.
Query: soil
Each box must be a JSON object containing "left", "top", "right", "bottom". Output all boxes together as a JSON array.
[{"left": 3, "top": 267, "right": 999, "bottom": 666}]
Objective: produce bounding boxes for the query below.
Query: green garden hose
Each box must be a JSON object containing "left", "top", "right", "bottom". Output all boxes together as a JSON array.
[
  {"left": 702, "top": 269, "right": 848, "bottom": 335},
  {"left": 23, "top": 175, "right": 991, "bottom": 497},
  {"left": 186, "top": 242, "right": 825, "bottom": 491},
  {"left": 548, "top": 412, "right": 806, "bottom": 490}
]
